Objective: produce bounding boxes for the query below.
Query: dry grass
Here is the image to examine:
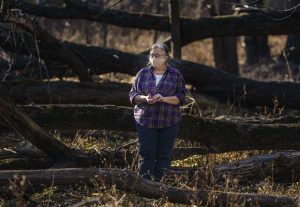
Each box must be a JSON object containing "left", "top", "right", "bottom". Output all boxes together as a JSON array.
[{"left": 1, "top": 130, "right": 299, "bottom": 206}]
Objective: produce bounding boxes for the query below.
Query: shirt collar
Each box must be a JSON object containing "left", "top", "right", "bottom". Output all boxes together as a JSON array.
[{"left": 148, "top": 64, "right": 171, "bottom": 75}]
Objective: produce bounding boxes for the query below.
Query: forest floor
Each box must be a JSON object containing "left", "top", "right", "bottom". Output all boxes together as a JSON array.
[{"left": 1, "top": 35, "right": 300, "bottom": 206}]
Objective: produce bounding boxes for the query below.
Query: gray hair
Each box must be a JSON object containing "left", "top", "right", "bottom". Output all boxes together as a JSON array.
[
  {"left": 150, "top": 43, "right": 171, "bottom": 59},
  {"left": 146, "top": 43, "right": 171, "bottom": 66}
]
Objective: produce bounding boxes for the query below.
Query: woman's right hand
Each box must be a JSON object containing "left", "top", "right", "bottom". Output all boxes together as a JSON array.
[{"left": 145, "top": 94, "right": 157, "bottom": 104}]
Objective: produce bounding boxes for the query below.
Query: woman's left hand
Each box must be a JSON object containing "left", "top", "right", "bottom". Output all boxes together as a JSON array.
[{"left": 153, "top": 94, "right": 165, "bottom": 102}]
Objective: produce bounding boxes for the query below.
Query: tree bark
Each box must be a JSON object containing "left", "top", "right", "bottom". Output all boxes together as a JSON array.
[
  {"left": 0, "top": 168, "right": 296, "bottom": 206},
  {"left": 0, "top": 105, "right": 299, "bottom": 152}
]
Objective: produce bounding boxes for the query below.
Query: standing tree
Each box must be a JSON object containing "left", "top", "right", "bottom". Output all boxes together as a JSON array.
[
  {"left": 168, "top": 0, "right": 182, "bottom": 59},
  {"left": 211, "top": 0, "right": 239, "bottom": 75}
]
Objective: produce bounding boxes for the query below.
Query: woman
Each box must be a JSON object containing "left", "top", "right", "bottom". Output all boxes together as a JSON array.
[{"left": 129, "top": 43, "right": 186, "bottom": 182}]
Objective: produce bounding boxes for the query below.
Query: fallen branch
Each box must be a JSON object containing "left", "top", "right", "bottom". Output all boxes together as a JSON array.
[{"left": 0, "top": 168, "right": 297, "bottom": 206}]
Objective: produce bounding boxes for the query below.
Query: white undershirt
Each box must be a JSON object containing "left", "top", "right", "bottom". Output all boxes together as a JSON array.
[{"left": 154, "top": 74, "right": 163, "bottom": 86}]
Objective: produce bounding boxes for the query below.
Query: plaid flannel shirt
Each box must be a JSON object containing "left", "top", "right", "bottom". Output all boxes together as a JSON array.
[{"left": 129, "top": 65, "right": 186, "bottom": 128}]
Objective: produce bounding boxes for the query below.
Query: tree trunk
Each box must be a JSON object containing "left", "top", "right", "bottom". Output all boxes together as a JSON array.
[
  {"left": 0, "top": 168, "right": 296, "bottom": 206},
  {"left": 168, "top": 0, "right": 181, "bottom": 59},
  {"left": 0, "top": 105, "right": 299, "bottom": 152},
  {"left": 212, "top": 0, "right": 239, "bottom": 74}
]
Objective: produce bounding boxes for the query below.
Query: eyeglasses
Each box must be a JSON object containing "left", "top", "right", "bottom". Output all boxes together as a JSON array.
[{"left": 150, "top": 53, "right": 167, "bottom": 58}]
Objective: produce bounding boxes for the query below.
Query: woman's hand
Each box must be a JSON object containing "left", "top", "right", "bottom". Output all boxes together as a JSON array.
[
  {"left": 153, "top": 94, "right": 165, "bottom": 102},
  {"left": 146, "top": 94, "right": 158, "bottom": 104},
  {"left": 153, "top": 94, "right": 180, "bottom": 105},
  {"left": 134, "top": 94, "right": 159, "bottom": 104}
]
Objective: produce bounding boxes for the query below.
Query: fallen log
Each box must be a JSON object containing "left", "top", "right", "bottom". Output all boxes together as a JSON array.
[
  {"left": 0, "top": 80, "right": 131, "bottom": 106},
  {"left": 17, "top": 1, "right": 300, "bottom": 45},
  {"left": 1, "top": 150, "right": 299, "bottom": 184},
  {"left": 0, "top": 80, "right": 222, "bottom": 116},
  {"left": 0, "top": 168, "right": 297, "bottom": 206},
  {"left": 169, "top": 151, "right": 300, "bottom": 183},
  {"left": 0, "top": 11, "right": 93, "bottom": 82},
  {"left": 2, "top": 28, "right": 300, "bottom": 109},
  {"left": 66, "top": 43, "right": 300, "bottom": 109},
  {"left": 0, "top": 158, "right": 53, "bottom": 170},
  {"left": 2, "top": 80, "right": 300, "bottom": 125},
  {"left": 0, "top": 97, "right": 103, "bottom": 166},
  {"left": 0, "top": 95, "right": 208, "bottom": 168},
  {"left": 0, "top": 104, "right": 299, "bottom": 152},
  {"left": 214, "top": 115, "right": 300, "bottom": 124},
  {"left": 0, "top": 80, "right": 244, "bottom": 116},
  {"left": 0, "top": 146, "right": 211, "bottom": 163}
]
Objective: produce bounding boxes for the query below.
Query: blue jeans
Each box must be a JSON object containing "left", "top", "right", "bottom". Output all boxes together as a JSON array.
[{"left": 135, "top": 122, "right": 179, "bottom": 182}]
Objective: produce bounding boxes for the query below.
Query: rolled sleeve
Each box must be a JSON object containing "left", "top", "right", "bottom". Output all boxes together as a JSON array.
[
  {"left": 129, "top": 73, "right": 142, "bottom": 105},
  {"left": 129, "top": 90, "right": 140, "bottom": 105},
  {"left": 174, "top": 72, "right": 186, "bottom": 106}
]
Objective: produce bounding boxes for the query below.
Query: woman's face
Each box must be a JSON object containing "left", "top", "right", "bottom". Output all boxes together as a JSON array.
[{"left": 149, "top": 47, "right": 168, "bottom": 68}]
